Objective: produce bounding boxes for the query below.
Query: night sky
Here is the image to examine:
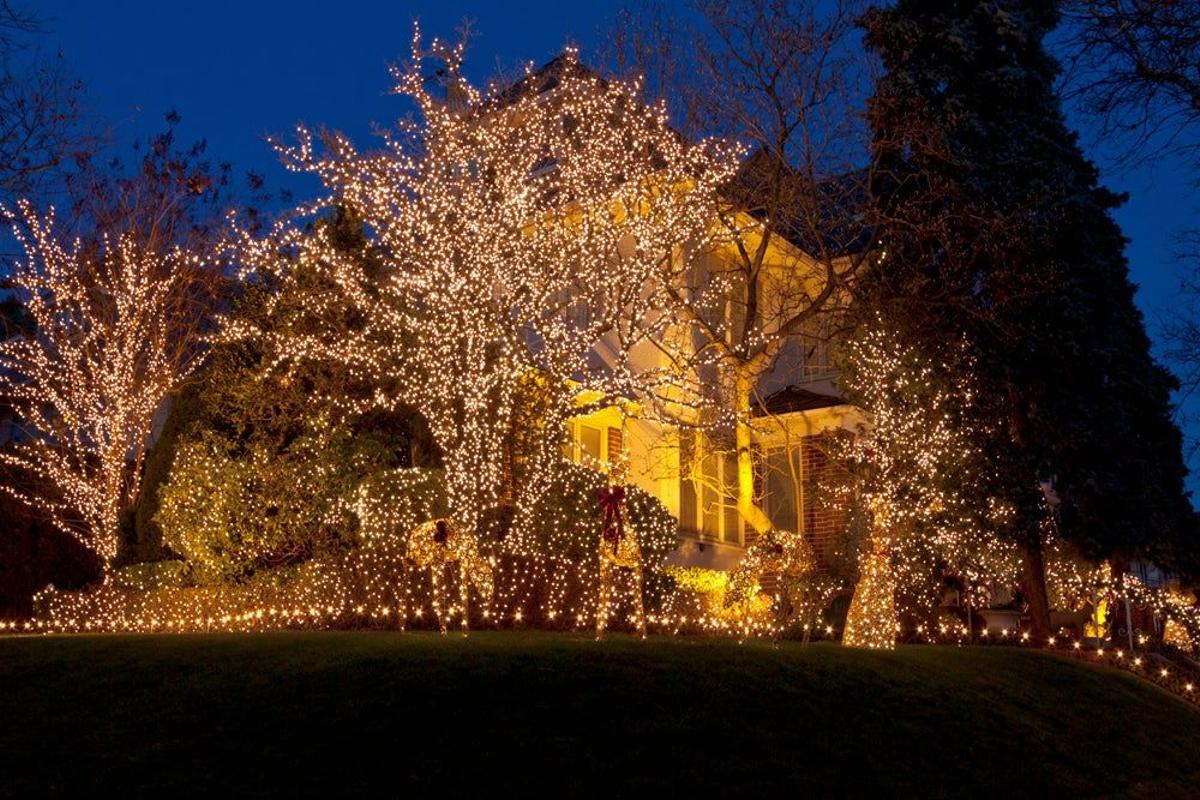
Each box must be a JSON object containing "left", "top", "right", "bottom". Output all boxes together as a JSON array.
[{"left": 30, "top": 0, "right": 1200, "bottom": 495}]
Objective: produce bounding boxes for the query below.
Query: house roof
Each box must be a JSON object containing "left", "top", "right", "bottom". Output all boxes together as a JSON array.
[
  {"left": 726, "top": 149, "right": 872, "bottom": 258},
  {"left": 753, "top": 385, "right": 847, "bottom": 416},
  {"left": 479, "top": 52, "right": 602, "bottom": 113}
]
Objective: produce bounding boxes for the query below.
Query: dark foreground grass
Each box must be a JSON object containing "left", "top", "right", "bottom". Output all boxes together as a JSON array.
[{"left": 1, "top": 632, "right": 1198, "bottom": 797}]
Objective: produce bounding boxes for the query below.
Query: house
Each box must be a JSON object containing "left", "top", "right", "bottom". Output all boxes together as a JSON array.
[
  {"left": 562, "top": 235, "right": 865, "bottom": 572},
  {"left": 478, "top": 53, "right": 870, "bottom": 572}
]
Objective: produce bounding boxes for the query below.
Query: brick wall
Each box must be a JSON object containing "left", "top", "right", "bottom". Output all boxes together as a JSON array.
[{"left": 800, "top": 433, "right": 849, "bottom": 572}]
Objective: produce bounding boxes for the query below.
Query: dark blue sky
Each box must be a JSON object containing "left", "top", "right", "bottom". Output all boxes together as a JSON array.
[
  {"left": 36, "top": 1, "right": 614, "bottom": 186},
  {"left": 32, "top": 0, "right": 1200, "bottom": 492}
]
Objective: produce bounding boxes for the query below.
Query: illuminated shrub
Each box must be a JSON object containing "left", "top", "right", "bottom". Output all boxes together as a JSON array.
[
  {"left": 663, "top": 565, "right": 771, "bottom": 631},
  {"left": 41, "top": 453, "right": 687, "bottom": 633},
  {"left": 155, "top": 428, "right": 359, "bottom": 583},
  {"left": 352, "top": 467, "right": 449, "bottom": 549},
  {"left": 110, "top": 559, "right": 193, "bottom": 591},
  {"left": 664, "top": 562, "right": 843, "bottom": 637},
  {"left": 669, "top": 566, "right": 728, "bottom": 596},
  {"left": 147, "top": 207, "right": 438, "bottom": 584},
  {"left": 522, "top": 461, "right": 678, "bottom": 567}
]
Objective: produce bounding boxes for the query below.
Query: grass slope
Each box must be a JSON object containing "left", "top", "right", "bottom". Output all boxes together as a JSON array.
[{"left": 1, "top": 631, "right": 1198, "bottom": 797}]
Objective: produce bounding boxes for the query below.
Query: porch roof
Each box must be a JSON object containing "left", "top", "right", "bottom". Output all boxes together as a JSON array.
[{"left": 753, "top": 385, "right": 846, "bottom": 416}]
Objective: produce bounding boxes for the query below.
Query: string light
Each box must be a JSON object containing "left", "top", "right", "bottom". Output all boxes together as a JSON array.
[
  {"left": 836, "top": 320, "right": 1020, "bottom": 648},
  {"left": 16, "top": 30, "right": 733, "bottom": 635},
  {"left": 210, "top": 28, "right": 741, "bottom": 626},
  {"left": 0, "top": 200, "right": 204, "bottom": 566},
  {"left": 6, "top": 30, "right": 1198, "bottom": 714},
  {"left": 843, "top": 536, "right": 897, "bottom": 649}
]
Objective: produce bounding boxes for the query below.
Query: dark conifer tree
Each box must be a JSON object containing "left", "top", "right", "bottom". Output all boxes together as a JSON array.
[{"left": 859, "top": 0, "right": 1194, "bottom": 639}]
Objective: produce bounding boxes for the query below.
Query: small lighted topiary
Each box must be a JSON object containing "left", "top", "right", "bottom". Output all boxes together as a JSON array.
[{"left": 843, "top": 533, "right": 897, "bottom": 650}]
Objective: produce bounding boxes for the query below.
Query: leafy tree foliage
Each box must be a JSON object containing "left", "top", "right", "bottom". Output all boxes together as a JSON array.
[{"left": 834, "top": 320, "right": 1020, "bottom": 630}]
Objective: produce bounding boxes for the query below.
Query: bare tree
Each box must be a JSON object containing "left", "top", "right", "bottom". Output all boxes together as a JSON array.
[
  {"left": 1061, "top": 0, "right": 1200, "bottom": 169},
  {"left": 1061, "top": 2, "right": 1200, "bottom": 467},
  {"left": 609, "top": 0, "right": 875, "bottom": 538},
  {"left": 0, "top": 1, "right": 91, "bottom": 202}
]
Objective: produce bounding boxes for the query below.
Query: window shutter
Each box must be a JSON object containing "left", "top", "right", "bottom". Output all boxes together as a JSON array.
[{"left": 606, "top": 426, "right": 623, "bottom": 463}]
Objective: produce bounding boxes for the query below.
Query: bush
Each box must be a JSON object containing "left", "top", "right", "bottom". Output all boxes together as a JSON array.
[
  {"left": 148, "top": 213, "right": 434, "bottom": 583},
  {"left": 352, "top": 467, "right": 449, "bottom": 550},
  {"left": 520, "top": 461, "right": 678, "bottom": 568},
  {"left": 155, "top": 428, "right": 358, "bottom": 583},
  {"left": 111, "top": 560, "right": 193, "bottom": 591},
  {"left": 128, "top": 384, "right": 206, "bottom": 564}
]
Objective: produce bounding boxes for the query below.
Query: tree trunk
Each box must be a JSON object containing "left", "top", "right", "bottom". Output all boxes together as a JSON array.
[
  {"left": 1108, "top": 553, "right": 1131, "bottom": 648},
  {"left": 1020, "top": 538, "right": 1052, "bottom": 643},
  {"left": 734, "top": 372, "right": 774, "bottom": 537}
]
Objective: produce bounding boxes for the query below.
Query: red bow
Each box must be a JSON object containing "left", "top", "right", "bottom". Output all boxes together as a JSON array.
[
  {"left": 433, "top": 520, "right": 450, "bottom": 547},
  {"left": 597, "top": 485, "right": 626, "bottom": 553}
]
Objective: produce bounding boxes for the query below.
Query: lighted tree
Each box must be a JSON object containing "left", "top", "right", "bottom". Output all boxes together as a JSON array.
[
  {"left": 0, "top": 200, "right": 205, "bottom": 565},
  {"left": 861, "top": 0, "right": 1193, "bottom": 640},
  {"left": 229, "top": 29, "right": 737, "bottom": 547},
  {"left": 836, "top": 319, "right": 1018, "bottom": 648},
  {"left": 151, "top": 211, "right": 433, "bottom": 583}
]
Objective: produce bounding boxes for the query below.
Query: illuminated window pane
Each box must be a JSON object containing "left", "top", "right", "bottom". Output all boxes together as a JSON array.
[
  {"left": 702, "top": 452, "right": 720, "bottom": 540},
  {"left": 723, "top": 493, "right": 740, "bottom": 545},
  {"left": 679, "top": 430, "right": 698, "bottom": 533},
  {"left": 764, "top": 447, "right": 798, "bottom": 533},
  {"left": 579, "top": 425, "right": 602, "bottom": 463}
]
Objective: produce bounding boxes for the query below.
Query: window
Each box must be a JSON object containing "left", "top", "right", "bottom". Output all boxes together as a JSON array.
[
  {"left": 722, "top": 487, "right": 739, "bottom": 545},
  {"left": 680, "top": 430, "right": 698, "bottom": 534},
  {"left": 763, "top": 447, "right": 800, "bottom": 534},
  {"left": 565, "top": 421, "right": 623, "bottom": 471},
  {"left": 678, "top": 429, "right": 741, "bottom": 546},
  {"left": 799, "top": 333, "right": 838, "bottom": 381},
  {"left": 701, "top": 448, "right": 721, "bottom": 539},
  {"left": 579, "top": 424, "right": 602, "bottom": 463}
]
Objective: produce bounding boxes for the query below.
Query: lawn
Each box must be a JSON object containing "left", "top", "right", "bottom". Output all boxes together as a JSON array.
[{"left": 1, "top": 631, "right": 1198, "bottom": 797}]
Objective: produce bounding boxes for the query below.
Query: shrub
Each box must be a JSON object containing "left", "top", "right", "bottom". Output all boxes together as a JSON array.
[
  {"left": 148, "top": 211, "right": 435, "bottom": 583},
  {"left": 520, "top": 461, "right": 678, "bottom": 568},
  {"left": 111, "top": 560, "right": 193, "bottom": 591},
  {"left": 155, "top": 427, "right": 357, "bottom": 583},
  {"left": 352, "top": 467, "right": 449, "bottom": 550}
]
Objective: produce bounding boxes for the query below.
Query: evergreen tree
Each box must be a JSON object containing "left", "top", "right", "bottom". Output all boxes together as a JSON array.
[{"left": 860, "top": 0, "right": 1194, "bottom": 639}]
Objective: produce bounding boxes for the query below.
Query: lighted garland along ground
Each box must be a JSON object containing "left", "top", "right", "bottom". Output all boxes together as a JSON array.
[
  {"left": 1, "top": 632, "right": 1198, "bottom": 797},
  {"left": 6, "top": 592, "right": 1200, "bottom": 711}
]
